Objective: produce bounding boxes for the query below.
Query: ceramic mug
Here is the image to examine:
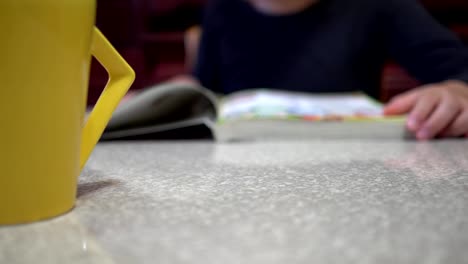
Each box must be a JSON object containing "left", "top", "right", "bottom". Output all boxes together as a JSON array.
[{"left": 0, "top": 0, "right": 135, "bottom": 224}]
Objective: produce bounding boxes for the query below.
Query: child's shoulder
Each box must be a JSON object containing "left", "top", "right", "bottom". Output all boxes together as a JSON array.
[
  {"left": 203, "top": 0, "right": 251, "bottom": 26},
  {"left": 206, "top": 0, "right": 243, "bottom": 12}
]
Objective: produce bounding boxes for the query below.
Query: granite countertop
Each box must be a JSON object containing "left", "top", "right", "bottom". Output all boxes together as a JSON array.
[{"left": 1, "top": 139, "right": 468, "bottom": 264}]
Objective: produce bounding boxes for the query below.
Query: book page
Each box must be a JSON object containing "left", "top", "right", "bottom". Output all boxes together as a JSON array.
[
  {"left": 219, "top": 90, "right": 384, "bottom": 122},
  {"left": 105, "top": 82, "right": 218, "bottom": 131}
]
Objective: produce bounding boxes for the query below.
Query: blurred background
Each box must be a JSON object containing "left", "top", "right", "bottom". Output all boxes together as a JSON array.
[{"left": 88, "top": 0, "right": 468, "bottom": 105}]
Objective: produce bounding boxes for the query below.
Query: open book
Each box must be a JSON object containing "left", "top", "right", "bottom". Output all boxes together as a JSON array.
[{"left": 101, "top": 83, "right": 408, "bottom": 141}]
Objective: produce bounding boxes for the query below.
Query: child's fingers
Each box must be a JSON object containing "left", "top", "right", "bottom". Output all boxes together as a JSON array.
[
  {"left": 416, "top": 97, "right": 460, "bottom": 140},
  {"left": 406, "top": 93, "right": 439, "bottom": 132},
  {"left": 442, "top": 109, "right": 468, "bottom": 137},
  {"left": 383, "top": 91, "right": 419, "bottom": 116}
]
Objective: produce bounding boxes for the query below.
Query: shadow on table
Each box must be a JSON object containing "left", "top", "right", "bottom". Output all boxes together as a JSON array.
[{"left": 77, "top": 179, "right": 120, "bottom": 198}]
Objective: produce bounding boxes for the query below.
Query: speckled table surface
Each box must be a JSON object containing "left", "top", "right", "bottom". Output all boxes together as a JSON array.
[{"left": 1, "top": 139, "right": 468, "bottom": 264}]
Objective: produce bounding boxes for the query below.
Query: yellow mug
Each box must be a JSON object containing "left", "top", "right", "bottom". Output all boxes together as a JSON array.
[{"left": 0, "top": 0, "right": 135, "bottom": 224}]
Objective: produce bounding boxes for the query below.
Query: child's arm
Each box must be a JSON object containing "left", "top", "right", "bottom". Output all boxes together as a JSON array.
[{"left": 382, "top": 0, "right": 468, "bottom": 140}]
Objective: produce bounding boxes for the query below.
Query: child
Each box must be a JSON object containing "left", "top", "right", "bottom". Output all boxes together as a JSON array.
[{"left": 193, "top": 0, "right": 468, "bottom": 140}]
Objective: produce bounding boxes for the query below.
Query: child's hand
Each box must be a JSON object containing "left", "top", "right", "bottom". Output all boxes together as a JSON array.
[{"left": 384, "top": 80, "right": 468, "bottom": 140}]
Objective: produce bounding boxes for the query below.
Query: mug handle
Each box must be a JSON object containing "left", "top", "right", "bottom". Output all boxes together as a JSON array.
[{"left": 79, "top": 27, "right": 135, "bottom": 170}]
